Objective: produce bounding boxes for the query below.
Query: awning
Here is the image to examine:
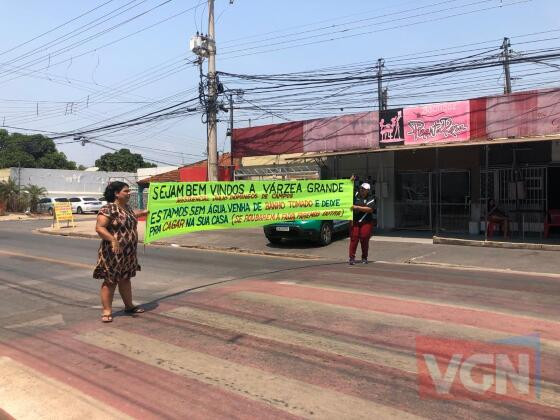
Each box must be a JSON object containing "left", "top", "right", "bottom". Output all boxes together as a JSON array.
[{"left": 285, "top": 134, "right": 560, "bottom": 161}]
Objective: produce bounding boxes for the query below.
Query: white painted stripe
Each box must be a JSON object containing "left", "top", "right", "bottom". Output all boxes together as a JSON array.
[
  {"left": 0, "top": 357, "right": 131, "bottom": 420},
  {"left": 5, "top": 314, "right": 65, "bottom": 330},
  {"left": 77, "top": 328, "right": 423, "bottom": 420},
  {"left": 262, "top": 281, "right": 560, "bottom": 325},
  {"left": 163, "top": 306, "right": 416, "bottom": 372},
  {"left": 0, "top": 279, "right": 93, "bottom": 302},
  {"left": 235, "top": 291, "right": 560, "bottom": 355},
  {"left": 228, "top": 292, "right": 560, "bottom": 409}
]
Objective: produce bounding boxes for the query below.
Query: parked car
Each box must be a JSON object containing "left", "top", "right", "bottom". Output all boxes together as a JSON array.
[
  {"left": 263, "top": 220, "right": 350, "bottom": 246},
  {"left": 68, "top": 197, "right": 104, "bottom": 214},
  {"left": 37, "top": 197, "right": 69, "bottom": 215},
  {"left": 98, "top": 196, "right": 108, "bottom": 206}
]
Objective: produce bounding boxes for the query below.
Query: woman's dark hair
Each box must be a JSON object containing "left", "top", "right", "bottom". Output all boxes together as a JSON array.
[{"left": 104, "top": 181, "right": 129, "bottom": 203}]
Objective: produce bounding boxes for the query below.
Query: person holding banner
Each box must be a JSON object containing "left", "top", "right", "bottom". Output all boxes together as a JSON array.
[
  {"left": 349, "top": 183, "right": 375, "bottom": 265},
  {"left": 93, "top": 181, "right": 148, "bottom": 323}
]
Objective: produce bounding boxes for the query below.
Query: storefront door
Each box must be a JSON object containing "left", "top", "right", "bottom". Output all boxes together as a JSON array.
[
  {"left": 436, "top": 170, "right": 471, "bottom": 233},
  {"left": 395, "top": 171, "right": 432, "bottom": 230}
]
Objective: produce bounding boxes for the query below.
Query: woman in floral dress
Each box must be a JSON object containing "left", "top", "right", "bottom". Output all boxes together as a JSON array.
[{"left": 94, "top": 181, "right": 148, "bottom": 322}]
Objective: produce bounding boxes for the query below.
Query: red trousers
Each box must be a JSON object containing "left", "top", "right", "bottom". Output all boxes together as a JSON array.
[{"left": 349, "top": 221, "right": 373, "bottom": 260}]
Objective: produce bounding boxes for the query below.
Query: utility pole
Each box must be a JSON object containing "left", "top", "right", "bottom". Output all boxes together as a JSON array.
[
  {"left": 228, "top": 93, "right": 234, "bottom": 180},
  {"left": 382, "top": 87, "right": 388, "bottom": 110},
  {"left": 377, "top": 58, "right": 385, "bottom": 111},
  {"left": 207, "top": 0, "right": 218, "bottom": 181},
  {"left": 501, "top": 37, "right": 512, "bottom": 94}
]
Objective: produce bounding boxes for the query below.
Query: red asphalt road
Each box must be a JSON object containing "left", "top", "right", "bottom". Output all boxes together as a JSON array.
[{"left": 1, "top": 262, "right": 559, "bottom": 419}]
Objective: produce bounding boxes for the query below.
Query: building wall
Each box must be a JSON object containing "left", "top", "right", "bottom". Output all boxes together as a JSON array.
[
  {"left": 10, "top": 168, "right": 137, "bottom": 197},
  {"left": 179, "top": 165, "right": 232, "bottom": 182},
  {"left": 232, "top": 87, "right": 560, "bottom": 158},
  {"left": 303, "top": 112, "right": 378, "bottom": 152},
  {"left": 395, "top": 146, "right": 481, "bottom": 172},
  {"left": 0, "top": 168, "right": 10, "bottom": 182},
  {"left": 485, "top": 89, "right": 560, "bottom": 139},
  {"left": 232, "top": 121, "right": 303, "bottom": 157}
]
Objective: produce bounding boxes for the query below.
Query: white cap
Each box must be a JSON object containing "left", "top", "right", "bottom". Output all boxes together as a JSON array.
[{"left": 360, "top": 183, "right": 371, "bottom": 190}]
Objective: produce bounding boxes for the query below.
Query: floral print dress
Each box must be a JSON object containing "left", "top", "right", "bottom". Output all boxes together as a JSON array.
[{"left": 93, "top": 203, "right": 140, "bottom": 285}]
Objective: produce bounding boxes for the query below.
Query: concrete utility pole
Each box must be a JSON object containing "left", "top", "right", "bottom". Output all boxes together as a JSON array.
[
  {"left": 377, "top": 59, "right": 385, "bottom": 111},
  {"left": 502, "top": 37, "right": 512, "bottom": 94},
  {"left": 228, "top": 93, "right": 234, "bottom": 180},
  {"left": 207, "top": 0, "right": 218, "bottom": 181}
]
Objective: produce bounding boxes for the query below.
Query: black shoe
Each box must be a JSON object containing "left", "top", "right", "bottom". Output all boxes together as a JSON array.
[
  {"left": 349, "top": 258, "right": 355, "bottom": 265},
  {"left": 361, "top": 258, "right": 368, "bottom": 264}
]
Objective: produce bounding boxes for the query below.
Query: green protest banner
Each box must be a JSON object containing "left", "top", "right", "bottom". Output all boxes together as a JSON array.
[{"left": 145, "top": 179, "right": 353, "bottom": 243}]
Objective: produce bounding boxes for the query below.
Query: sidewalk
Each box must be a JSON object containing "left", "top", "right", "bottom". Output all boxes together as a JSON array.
[
  {"left": 37, "top": 219, "right": 560, "bottom": 276},
  {"left": 0, "top": 212, "right": 53, "bottom": 222}
]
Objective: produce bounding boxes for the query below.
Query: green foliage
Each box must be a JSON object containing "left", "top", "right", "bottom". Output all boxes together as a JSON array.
[
  {"left": 95, "top": 148, "right": 157, "bottom": 172},
  {"left": 36, "top": 151, "right": 77, "bottom": 170},
  {"left": 0, "top": 178, "right": 21, "bottom": 211},
  {"left": 0, "top": 179, "right": 47, "bottom": 212},
  {"left": 0, "top": 130, "right": 77, "bottom": 169},
  {"left": 23, "top": 184, "right": 48, "bottom": 212}
]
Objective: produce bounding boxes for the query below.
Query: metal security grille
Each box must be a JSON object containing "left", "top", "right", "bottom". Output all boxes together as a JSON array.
[{"left": 481, "top": 166, "right": 547, "bottom": 234}]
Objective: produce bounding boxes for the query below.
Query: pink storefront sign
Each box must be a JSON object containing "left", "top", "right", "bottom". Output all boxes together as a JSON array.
[{"left": 404, "top": 101, "right": 470, "bottom": 145}]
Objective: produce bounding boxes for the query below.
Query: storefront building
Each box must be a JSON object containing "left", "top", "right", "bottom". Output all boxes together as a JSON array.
[{"left": 233, "top": 88, "right": 560, "bottom": 236}]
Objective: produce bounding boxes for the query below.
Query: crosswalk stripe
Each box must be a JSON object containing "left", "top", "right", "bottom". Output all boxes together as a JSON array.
[
  {"left": 0, "top": 356, "right": 131, "bottom": 420},
  {"left": 231, "top": 291, "right": 560, "bottom": 354},
  {"left": 162, "top": 305, "right": 417, "bottom": 372},
  {"left": 77, "top": 328, "right": 424, "bottom": 420},
  {"left": 162, "top": 299, "right": 560, "bottom": 410},
  {"left": 303, "top": 271, "right": 559, "bottom": 319},
  {"left": 0, "top": 277, "right": 93, "bottom": 302},
  {"left": 225, "top": 281, "right": 560, "bottom": 341},
  {"left": 266, "top": 280, "right": 559, "bottom": 324}
]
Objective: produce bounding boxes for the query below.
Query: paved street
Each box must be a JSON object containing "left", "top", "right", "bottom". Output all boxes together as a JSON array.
[{"left": 1, "top": 220, "right": 559, "bottom": 419}]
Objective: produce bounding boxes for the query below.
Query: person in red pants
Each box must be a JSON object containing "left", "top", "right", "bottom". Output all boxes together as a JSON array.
[{"left": 349, "top": 183, "right": 376, "bottom": 265}]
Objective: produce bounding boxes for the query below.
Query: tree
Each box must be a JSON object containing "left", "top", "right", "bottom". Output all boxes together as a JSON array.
[
  {"left": 0, "top": 178, "right": 21, "bottom": 212},
  {"left": 95, "top": 148, "right": 156, "bottom": 172},
  {"left": 0, "top": 129, "right": 77, "bottom": 169},
  {"left": 36, "top": 151, "right": 77, "bottom": 170},
  {"left": 23, "top": 184, "right": 47, "bottom": 213}
]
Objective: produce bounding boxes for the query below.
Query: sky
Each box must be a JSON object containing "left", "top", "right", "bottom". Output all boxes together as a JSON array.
[{"left": 0, "top": 0, "right": 558, "bottom": 167}]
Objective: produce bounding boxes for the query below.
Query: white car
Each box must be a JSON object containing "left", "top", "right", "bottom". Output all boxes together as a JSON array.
[
  {"left": 37, "top": 197, "right": 69, "bottom": 215},
  {"left": 68, "top": 197, "right": 104, "bottom": 214}
]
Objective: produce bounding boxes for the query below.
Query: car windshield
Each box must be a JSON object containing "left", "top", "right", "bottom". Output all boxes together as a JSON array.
[
  {"left": 83, "top": 198, "right": 97, "bottom": 201},
  {"left": 55, "top": 198, "right": 68, "bottom": 202}
]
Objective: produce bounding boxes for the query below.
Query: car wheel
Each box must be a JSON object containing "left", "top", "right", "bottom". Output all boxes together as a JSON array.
[
  {"left": 48, "top": 207, "right": 53, "bottom": 216},
  {"left": 266, "top": 236, "right": 282, "bottom": 244},
  {"left": 77, "top": 207, "right": 83, "bottom": 214},
  {"left": 318, "top": 222, "right": 333, "bottom": 246}
]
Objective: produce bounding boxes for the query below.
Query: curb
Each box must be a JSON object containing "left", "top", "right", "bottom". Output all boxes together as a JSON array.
[
  {"left": 394, "top": 259, "right": 560, "bottom": 279},
  {"left": 433, "top": 236, "right": 560, "bottom": 252},
  {"left": 36, "top": 228, "right": 322, "bottom": 260}
]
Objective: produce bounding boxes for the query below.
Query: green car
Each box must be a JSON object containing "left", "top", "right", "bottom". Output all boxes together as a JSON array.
[{"left": 263, "top": 220, "right": 350, "bottom": 246}]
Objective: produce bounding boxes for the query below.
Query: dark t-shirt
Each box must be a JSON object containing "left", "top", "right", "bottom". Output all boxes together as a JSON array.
[{"left": 353, "top": 195, "right": 376, "bottom": 222}]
